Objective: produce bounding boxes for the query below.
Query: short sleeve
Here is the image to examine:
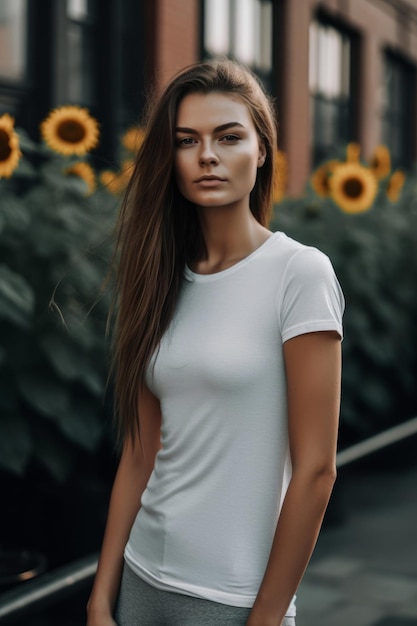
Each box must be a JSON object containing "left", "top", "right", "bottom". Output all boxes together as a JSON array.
[{"left": 277, "top": 247, "right": 345, "bottom": 343}]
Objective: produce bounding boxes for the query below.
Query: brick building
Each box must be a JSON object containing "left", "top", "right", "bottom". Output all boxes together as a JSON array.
[{"left": 1, "top": 0, "right": 417, "bottom": 193}]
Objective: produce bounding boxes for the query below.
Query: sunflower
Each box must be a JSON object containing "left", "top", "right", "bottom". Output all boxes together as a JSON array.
[
  {"left": 122, "top": 126, "right": 145, "bottom": 153},
  {"left": 369, "top": 144, "right": 391, "bottom": 179},
  {"left": 273, "top": 150, "right": 288, "bottom": 203},
  {"left": 386, "top": 170, "right": 406, "bottom": 202},
  {"left": 346, "top": 142, "right": 361, "bottom": 163},
  {"left": 66, "top": 161, "right": 96, "bottom": 195},
  {"left": 100, "top": 170, "right": 124, "bottom": 195},
  {"left": 100, "top": 160, "right": 136, "bottom": 196},
  {"left": 329, "top": 162, "right": 378, "bottom": 214},
  {"left": 311, "top": 160, "right": 339, "bottom": 198},
  {"left": 0, "top": 113, "right": 22, "bottom": 178},
  {"left": 40, "top": 105, "right": 99, "bottom": 156}
]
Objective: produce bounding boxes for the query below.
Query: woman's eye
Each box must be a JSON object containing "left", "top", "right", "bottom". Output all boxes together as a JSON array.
[
  {"left": 221, "top": 134, "right": 239, "bottom": 142},
  {"left": 176, "top": 137, "right": 195, "bottom": 146}
]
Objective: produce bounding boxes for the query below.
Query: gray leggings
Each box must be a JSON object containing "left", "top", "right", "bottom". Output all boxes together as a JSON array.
[{"left": 115, "top": 563, "right": 296, "bottom": 626}]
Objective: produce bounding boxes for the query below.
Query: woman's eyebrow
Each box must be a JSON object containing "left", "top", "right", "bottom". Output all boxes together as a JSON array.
[{"left": 175, "top": 122, "right": 245, "bottom": 134}]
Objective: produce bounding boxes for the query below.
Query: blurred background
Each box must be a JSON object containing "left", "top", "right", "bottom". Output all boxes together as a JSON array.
[{"left": 0, "top": 1, "right": 416, "bottom": 625}]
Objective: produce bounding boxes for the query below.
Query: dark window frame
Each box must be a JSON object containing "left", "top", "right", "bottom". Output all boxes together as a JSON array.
[
  {"left": 0, "top": 0, "right": 148, "bottom": 162},
  {"left": 0, "top": 0, "right": 54, "bottom": 138},
  {"left": 382, "top": 49, "right": 416, "bottom": 170},
  {"left": 63, "top": 0, "right": 98, "bottom": 108},
  {"left": 310, "top": 10, "right": 360, "bottom": 166}
]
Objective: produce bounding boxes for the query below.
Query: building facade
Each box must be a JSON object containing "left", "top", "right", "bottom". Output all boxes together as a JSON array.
[{"left": 1, "top": 0, "right": 417, "bottom": 193}]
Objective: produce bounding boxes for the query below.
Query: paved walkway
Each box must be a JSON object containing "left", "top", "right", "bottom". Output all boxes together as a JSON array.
[{"left": 296, "top": 466, "right": 417, "bottom": 626}]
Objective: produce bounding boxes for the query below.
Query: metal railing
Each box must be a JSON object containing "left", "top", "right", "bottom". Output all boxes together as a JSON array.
[
  {"left": 0, "top": 553, "right": 97, "bottom": 624},
  {"left": 1, "top": 415, "right": 417, "bottom": 624},
  {"left": 336, "top": 415, "right": 417, "bottom": 467}
]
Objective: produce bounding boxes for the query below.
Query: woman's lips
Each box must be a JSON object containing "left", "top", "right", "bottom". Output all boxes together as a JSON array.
[{"left": 194, "top": 176, "right": 226, "bottom": 187}]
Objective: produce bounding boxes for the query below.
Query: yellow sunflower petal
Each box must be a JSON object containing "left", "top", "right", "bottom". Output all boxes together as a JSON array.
[
  {"left": 0, "top": 113, "right": 22, "bottom": 178},
  {"left": 329, "top": 162, "right": 378, "bottom": 214},
  {"left": 369, "top": 144, "right": 391, "bottom": 179},
  {"left": 40, "top": 105, "right": 99, "bottom": 156},
  {"left": 273, "top": 150, "right": 287, "bottom": 203},
  {"left": 122, "top": 126, "right": 145, "bottom": 153},
  {"left": 386, "top": 170, "right": 406, "bottom": 202},
  {"left": 311, "top": 160, "right": 340, "bottom": 198},
  {"left": 346, "top": 142, "right": 361, "bottom": 163},
  {"left": 100, "top": 170, "right": 120, "bottom": 195},
  {"left": 66, "top": 161, "right": 96, "bottom": 195},
  {"left": 100, "top": 170, "right": 126, "bottom": 195}
]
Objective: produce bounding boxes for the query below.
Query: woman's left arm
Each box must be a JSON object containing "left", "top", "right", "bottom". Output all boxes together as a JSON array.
[{"left": 247, "top": 330, "right": 342, "bottom": 626}]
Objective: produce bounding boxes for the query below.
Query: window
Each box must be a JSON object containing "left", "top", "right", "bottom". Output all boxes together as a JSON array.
[
  {"left": 203, "top": 0, "right": 273, "bottom": 88},
  {"left": 53, "top": 0, "right": 146, "bottom": 161},
  {"left": 382, "top": 52, "right": 416, "bottom": 169},
  {"left": 0, "top": 0, "right": 28, "bottom": 83},
  {"left": 65, "top": 0, "right": 97, "bottom": 107},
  {"left": 309, "top": 19, "right": 354, "bottom": 165}
]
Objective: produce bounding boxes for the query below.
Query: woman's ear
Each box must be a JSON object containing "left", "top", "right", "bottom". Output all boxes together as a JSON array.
[{"left": 257, "top": 141, "right": 267, "bottom": 168}]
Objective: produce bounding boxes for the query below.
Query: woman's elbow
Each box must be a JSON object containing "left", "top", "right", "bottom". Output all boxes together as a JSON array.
[
  {"left": 294, "top": 461, "right": 337, "bottom": 493},
  {"left": 313, "top": 463, "right": 338, "bottom": 500}
]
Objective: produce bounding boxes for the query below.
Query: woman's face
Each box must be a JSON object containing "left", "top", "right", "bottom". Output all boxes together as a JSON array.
[{"left": 174, "top": 92, "right": 266, "bottom": 211}]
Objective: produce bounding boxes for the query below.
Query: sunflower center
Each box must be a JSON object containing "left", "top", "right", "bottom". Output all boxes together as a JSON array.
[
  {"left": 57, "top": 120, "right": 86, "bottom": 144},
  {"left": 343, "top": 177, "right": 363, "bottom": 198},
  {"left": 0, "top": 129, "right": 12, "bottom": 161}
]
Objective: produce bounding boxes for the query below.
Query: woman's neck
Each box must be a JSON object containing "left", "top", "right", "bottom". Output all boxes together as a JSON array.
[{"left": 192, "top": 205, "right": 272, "bottom": 275}]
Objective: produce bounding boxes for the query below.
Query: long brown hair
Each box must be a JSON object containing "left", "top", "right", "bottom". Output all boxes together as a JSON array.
[{"left": 110, "top": 58, "right": 278, "bottom": 442}]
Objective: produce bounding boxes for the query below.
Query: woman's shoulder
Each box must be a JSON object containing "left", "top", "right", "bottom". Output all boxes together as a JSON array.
[
  {"left": 269, "top": 231, "right": 332, "bottom": 270},
  {"left": 267, "top": 232, "right": 343, "bottom": 302}
]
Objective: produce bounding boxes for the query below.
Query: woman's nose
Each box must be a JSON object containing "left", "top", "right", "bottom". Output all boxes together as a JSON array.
[{"left": 199, "top": 141, "right": 219, "bottom": 166}]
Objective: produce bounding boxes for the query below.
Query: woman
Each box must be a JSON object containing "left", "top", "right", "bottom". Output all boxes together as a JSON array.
[{"left": 87, "top": 59, "right": 344, "bottom": 626}]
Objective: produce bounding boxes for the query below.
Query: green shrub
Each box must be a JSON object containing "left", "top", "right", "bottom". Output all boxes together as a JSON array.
[{"left": 0, "top": 130, "right": 118, "bottom": 482}]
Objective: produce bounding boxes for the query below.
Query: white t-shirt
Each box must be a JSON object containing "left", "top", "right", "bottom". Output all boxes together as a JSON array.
[{"left": 124, "top": 231, "right": 344, "bottom": 615}]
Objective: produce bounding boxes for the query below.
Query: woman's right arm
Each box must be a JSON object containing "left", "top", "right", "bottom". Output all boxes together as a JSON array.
[{"left": 86, "top": 385, "right": 162, "bottom": 626}]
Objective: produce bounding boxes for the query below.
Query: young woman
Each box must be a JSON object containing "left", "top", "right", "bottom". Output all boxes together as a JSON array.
[{"left": 87, "top": 59, "right": 344, "bottom": 626}]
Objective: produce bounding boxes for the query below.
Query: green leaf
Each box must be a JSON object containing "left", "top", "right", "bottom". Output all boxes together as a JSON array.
[
  {"left": 0, "top": 412, "right": 32, "bottom": 475},
  {"left": 38, "top": 332, "right": 105, "bottom": 396},
  {"left": 57, "top": 203, "right": 93, "bottom": 237},
  {"left": 80, "top": 367, "right": 105, "bottom": 396},
  {"left": 41, "top": 159, "right": 88, "bottom": 196},
  {"left": 39, "top": 332, "right": 86, "bottom": 380},
  {"left": 15, "top": 127, "right": 39, "bottom": 153},
  {"left": 17, "top": 372, "right": 70, "bottom": 419},
  {"left": 30, "top": 218, "right": 72, "bottom": 258},
  {"left": 1, "top": 328, "right": 39, "bottom": 371},
  {"left": 0, "top": 265, "right": 35, "bottom": 327},
  {"left": 0, "top": 194, "right": 31, "bottom": 231},
  {"left": 67, "top": 256, "right": 103, "bottom": 297},
  {"left": 56, "top": 400, "right": 104, "bottom": 451},
  {"left": 32, "top": 420, "right": 74, "bottom": 483},
  {"left": 12, "top": 156, "right": 38, "bottom": 179},
  {"left": 0, "top": 371, "right": 19, "bottom": 410}
]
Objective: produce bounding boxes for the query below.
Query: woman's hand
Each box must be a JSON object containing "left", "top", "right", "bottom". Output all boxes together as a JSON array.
[
  {"left": 245, "top": 599, "right": 283, "bottom": 626},
  {"left": 245, "top": 612, "right": 282, "bottom": 626}
]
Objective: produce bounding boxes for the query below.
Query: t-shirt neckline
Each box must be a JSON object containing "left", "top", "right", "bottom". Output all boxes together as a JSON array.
[{"left": 184, "top": 231, "right": 282, "bottom": 282}]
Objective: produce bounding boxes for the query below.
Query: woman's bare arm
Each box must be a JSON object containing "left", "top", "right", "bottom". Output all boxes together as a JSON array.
[
  {"left": 247, "top": 331, "right": 342, "bottom": 626},
  {"left": 86, "top": 385, "right": 161, "bottom": 625}
]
